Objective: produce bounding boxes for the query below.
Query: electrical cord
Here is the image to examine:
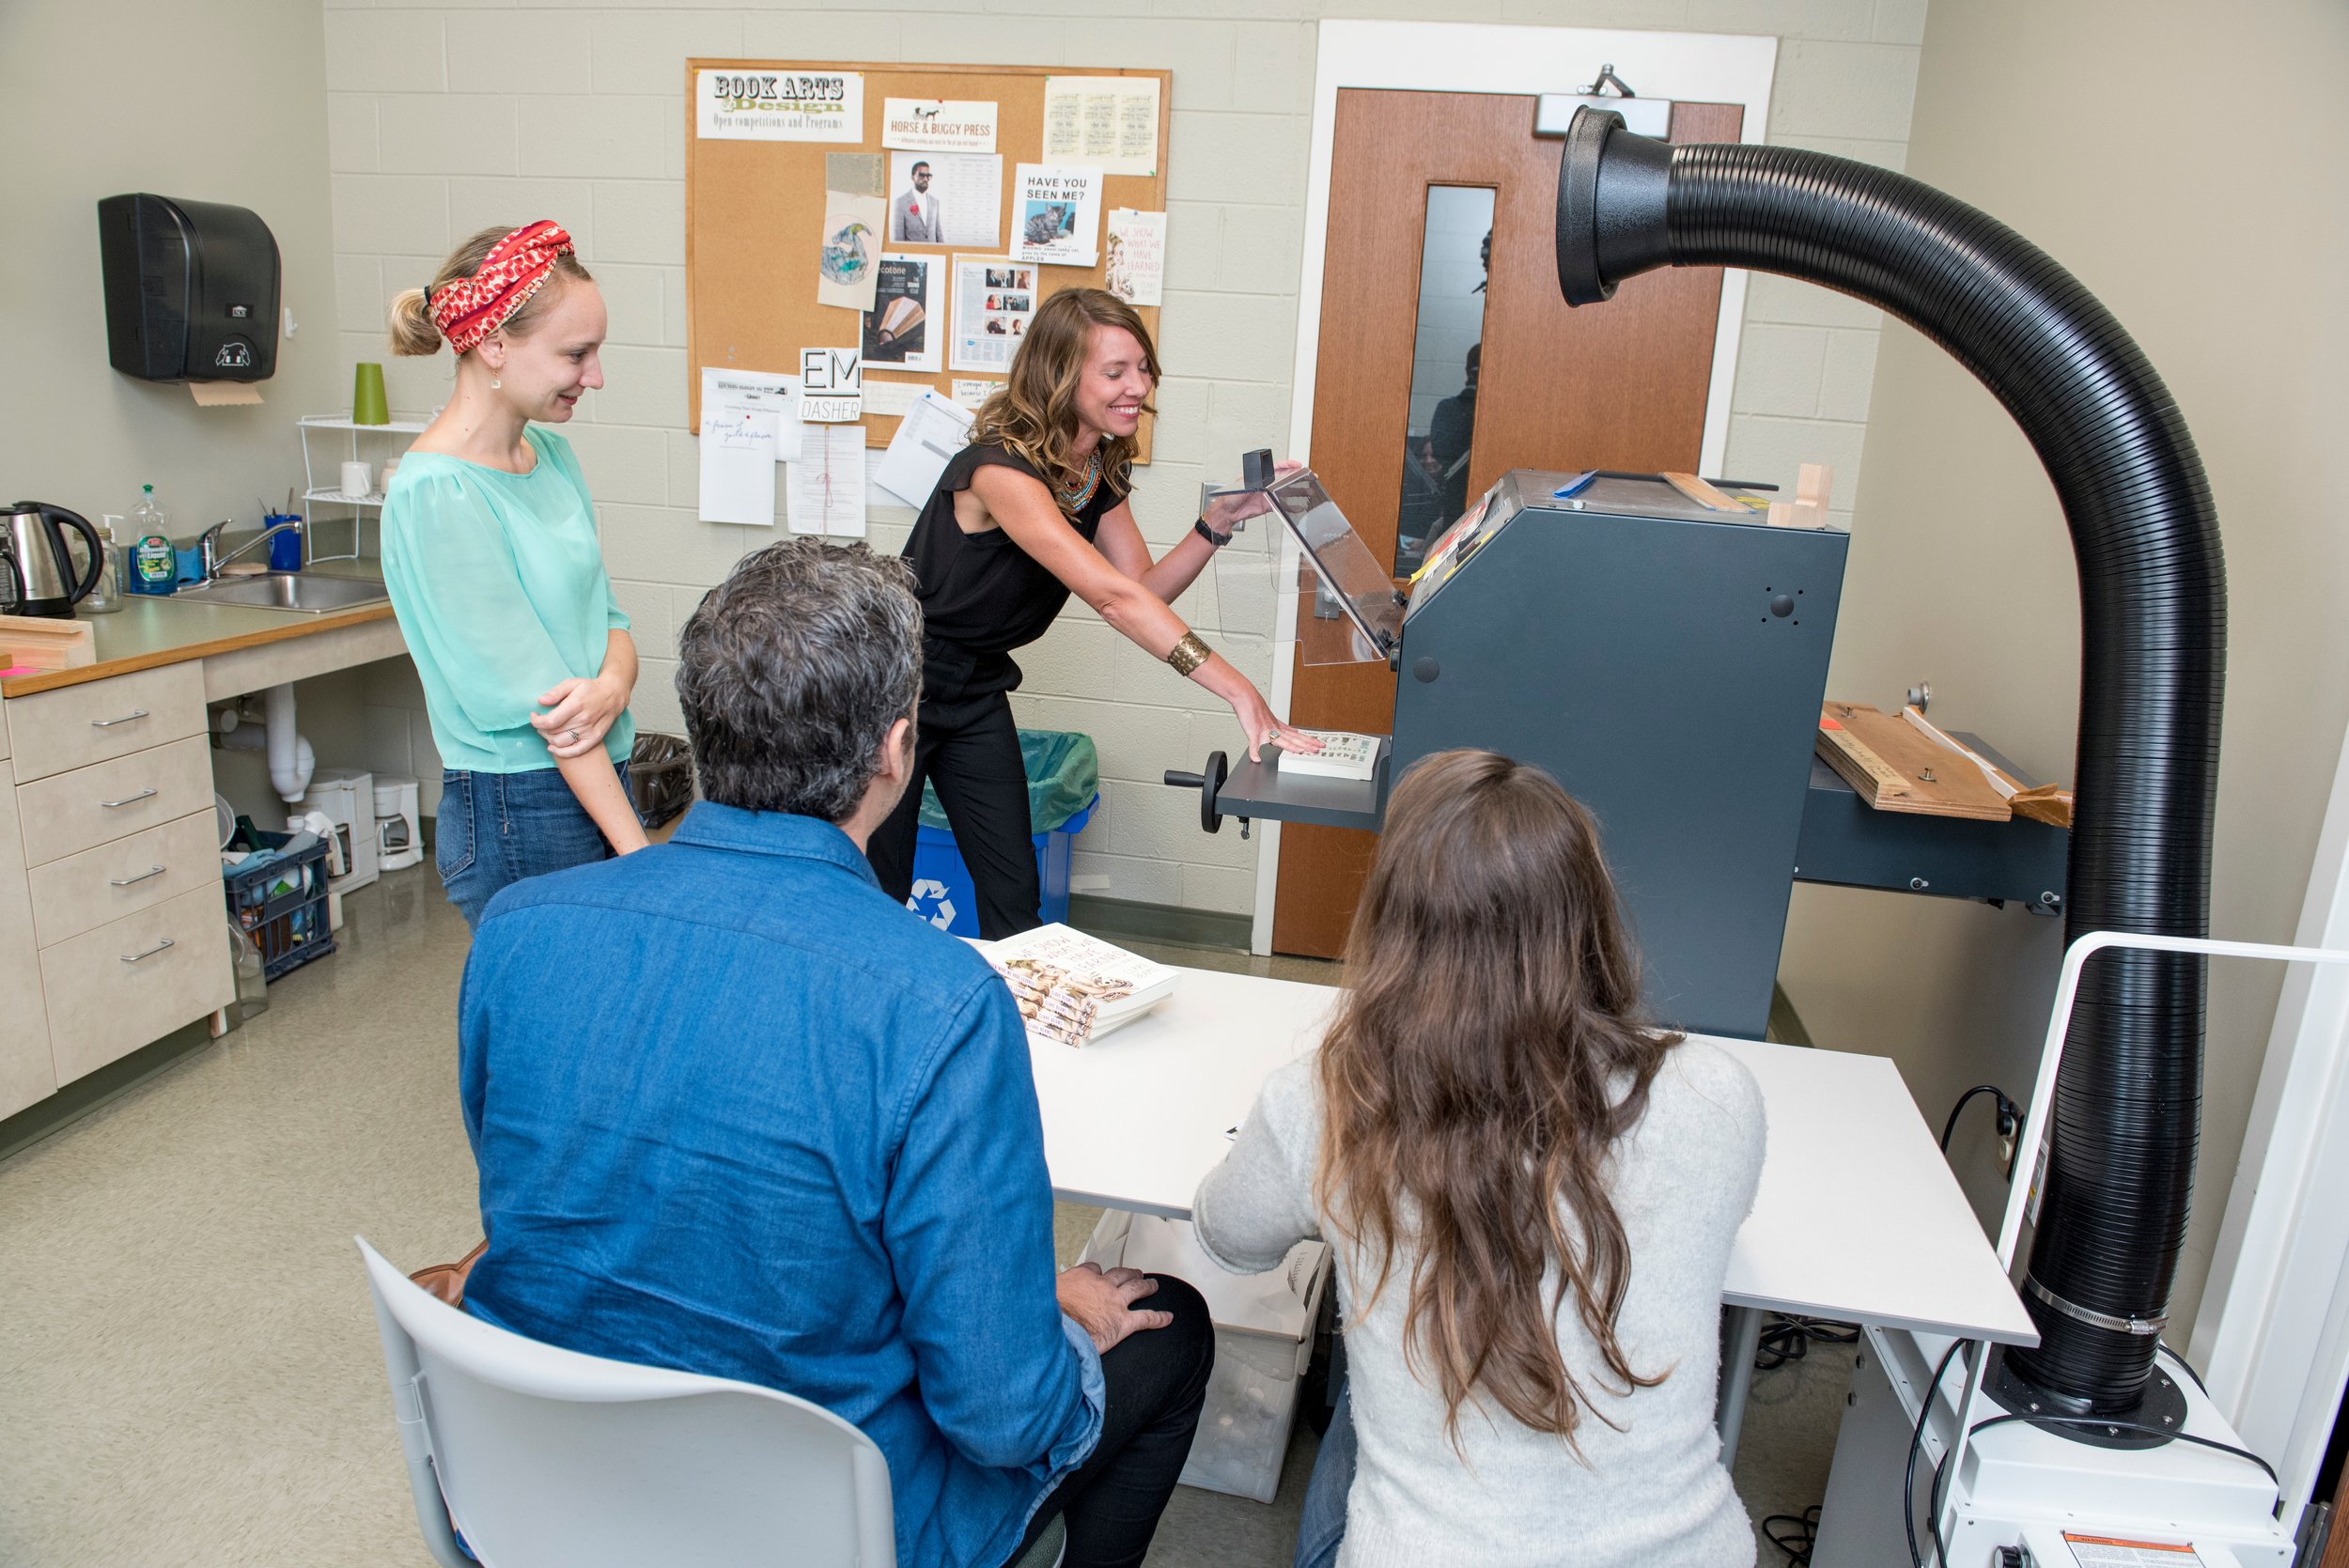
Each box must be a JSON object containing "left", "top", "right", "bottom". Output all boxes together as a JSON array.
[
  {"left": 1905, "top": 1339, "right": 1970, "bottom": 1567},
  {"left": 2156, "top": 1340, "right": 2211, "bottom": 1398},
  {"left": 1762, "top": 1503, "right": 1821, "bottom": 1565},
  {"left": 1940, "top": 1083, "right": 2024, "bottom": 1180},
  {"left": 1756, "top": 1313, "right": 1859, "bottom": 1371}
]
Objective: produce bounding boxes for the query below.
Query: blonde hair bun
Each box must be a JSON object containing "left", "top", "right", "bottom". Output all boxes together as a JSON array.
[{"left": 387, "top": 287, "right": 441, "bottom": 356}]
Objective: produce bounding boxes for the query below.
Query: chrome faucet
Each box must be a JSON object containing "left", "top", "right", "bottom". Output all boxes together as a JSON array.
[{"left": 198, "top": 519, "right": 304, "bottom": 581}]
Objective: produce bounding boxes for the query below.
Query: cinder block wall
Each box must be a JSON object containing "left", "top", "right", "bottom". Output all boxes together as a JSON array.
[{"left": 325, "top": 0, "right": 1925, "bottom": 915}]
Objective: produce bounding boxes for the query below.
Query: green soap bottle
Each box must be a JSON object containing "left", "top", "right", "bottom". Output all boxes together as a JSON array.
[{"left": 130, "top": 485, "right": 175, "bottom": 595}]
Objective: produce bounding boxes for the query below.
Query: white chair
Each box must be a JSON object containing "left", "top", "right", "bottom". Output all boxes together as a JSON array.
[{"left": 358, "top": 1236, "right": 1066, "bottom": 1568}]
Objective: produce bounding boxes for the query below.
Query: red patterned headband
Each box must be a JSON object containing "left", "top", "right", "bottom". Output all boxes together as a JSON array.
[{"left": 427, "top": 221, "right": 576, "bottom": 355}]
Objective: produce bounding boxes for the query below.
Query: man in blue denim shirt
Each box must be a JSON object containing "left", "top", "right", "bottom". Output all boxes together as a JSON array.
[{"left": 459, "top": 539, "right": 1212, "bottom": 1568}]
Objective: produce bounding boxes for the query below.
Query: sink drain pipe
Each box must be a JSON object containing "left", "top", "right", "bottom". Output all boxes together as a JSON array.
[{"left": 1552, "top": 108, "right": 2225, "bottom": 1413}]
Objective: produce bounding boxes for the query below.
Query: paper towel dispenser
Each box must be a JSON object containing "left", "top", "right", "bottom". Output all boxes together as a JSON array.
[{"left": 97, "top": 194, "right": 280, "bottom": 382}]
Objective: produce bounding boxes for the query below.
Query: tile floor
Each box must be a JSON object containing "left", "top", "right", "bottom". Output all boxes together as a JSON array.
[{"left": 0, "top": 865, "right": 1849, "bottom": 1566}]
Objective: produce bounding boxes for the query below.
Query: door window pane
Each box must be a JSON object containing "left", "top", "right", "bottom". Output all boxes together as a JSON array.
[{"left": 1395, "top": 186, "right": 1495, "bottom": 577}]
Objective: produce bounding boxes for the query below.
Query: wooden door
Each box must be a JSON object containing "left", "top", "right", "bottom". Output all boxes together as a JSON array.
[{"left": 1272, "top": 90, "right": 1743, "bottom": 957}]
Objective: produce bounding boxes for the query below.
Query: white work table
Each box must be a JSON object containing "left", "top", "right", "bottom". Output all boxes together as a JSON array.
[{"left": 1027, "top": 964, "right": 2037, "bottom": 1463}]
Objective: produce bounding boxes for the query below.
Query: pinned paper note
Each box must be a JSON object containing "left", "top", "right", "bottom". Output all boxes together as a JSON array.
[
  {"left": 698, "top": 366, "right": 806, "bottom": 525},
  {"left": 698, "top": 404, "right": 780, "bottom": 526},
  {"left": 788, "top": 424, "right": 867, "bottom": 537},
  {"left": 697, "top": 69, "right": 863, "bottom": 142},
  {"left": 701, "top": 366, "right": 803, "bottom": 455},
  {"left": 1042, "top": 76, "right": 1160, "bottom": 177},
  {"left": 817, "top": 191, "right": 886, "bottom": 312},
  {"left": 951, "top": 379, "right": 996, "bottom": 411},
  {"left": 874, "top": 390, "right": 975, "bottom": 507},
  {"left": 951, "top": 256, "right": 1037, "bottom": 374},
  {"left": 882, "top": 98, "right": 999, "bottom": 153},
  {"left": 863, "top": 255, "right": 940, "bottom": 373},
  {"left": 887, "top": 151, "right": 1002, "bottom": 249},
  {"left": 800, "top": 348, "right": 863, "bottom": 422},
  {"left": 861, "top": 379, "right": 927, "bottom": 419},
  {"left": 1105, "top": 210, "right": 1165, "bottom": 306},
  {"left": 1014, "top": 164, "right": 1102, "bottom": 267}
]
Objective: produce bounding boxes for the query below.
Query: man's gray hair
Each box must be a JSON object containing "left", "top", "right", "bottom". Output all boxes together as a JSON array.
[{"left": 675, "top": 539, "right": 922, "bottom": 822}]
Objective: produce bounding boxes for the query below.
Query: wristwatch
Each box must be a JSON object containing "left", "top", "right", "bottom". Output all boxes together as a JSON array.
[{"left": 1194, "top": 515, "right": 1233, "bottom": 549}]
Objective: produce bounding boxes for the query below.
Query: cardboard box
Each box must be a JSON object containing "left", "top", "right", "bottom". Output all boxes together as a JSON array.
[{"left": 1083, "top": 1210, "right": 1331, "bottom": 1503}]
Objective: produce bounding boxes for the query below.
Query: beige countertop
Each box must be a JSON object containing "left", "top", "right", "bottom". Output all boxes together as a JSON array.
[{"left": 0, "top": 564, "right": 396, "bottom": 700}]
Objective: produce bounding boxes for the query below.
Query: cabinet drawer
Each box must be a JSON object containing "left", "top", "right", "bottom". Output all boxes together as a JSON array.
[
  {"left": 28, "top": 808, "right": 220, "bottom": 948},
  {"left": 15, "top": 734, "right": 214, "bottom": 867},
  {"left": 5, "top": 662, "right": 205, "bottom": 784},
  {"left": 0, "top": 759, "right": 53, "bottom": 1122},
  {"left": 40, "top": 884, "right": 232, "bottom": 1086}
]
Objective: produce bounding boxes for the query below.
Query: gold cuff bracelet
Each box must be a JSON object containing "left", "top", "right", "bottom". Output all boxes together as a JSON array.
[{"left": 1166, "top": 629, "right": 1213, "bottom": 677}]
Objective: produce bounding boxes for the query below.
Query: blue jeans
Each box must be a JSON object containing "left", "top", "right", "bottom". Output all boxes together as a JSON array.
[
  {"left": 1295, "top": 1377, "right": 1355, "bottom": 1568},
  {"left": 436, "top": 766, "right": 629, "bottom": 931}
]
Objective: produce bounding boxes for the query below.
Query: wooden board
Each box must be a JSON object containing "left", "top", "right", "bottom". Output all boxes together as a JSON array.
[
  {"left": 0, "top": 615, "right": 95, "bottom": 674},
  {"left": 685, "top": 60, "right": 1172, "bottom": 459},
  {"left": 1816, "top": 702, "right": 2012, "bottom": 821}
]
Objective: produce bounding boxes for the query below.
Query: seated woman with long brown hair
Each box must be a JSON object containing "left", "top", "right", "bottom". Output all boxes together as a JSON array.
[{"left": 1193, "top": 749, "right": 1766, "bottom": 1567}]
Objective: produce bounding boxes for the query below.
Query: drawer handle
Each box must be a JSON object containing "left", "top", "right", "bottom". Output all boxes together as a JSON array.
[
  {"left": 111, "top": 864, "right": 166, "bottom": 887},
  {"left": 90, "top": 709, "right": 150, "bottom": 729},
  {"left": 119, "top": 937, "right": 176, "bottom": 964},
  {"left": 100, "top": 788, "right": 159, "bottom": 810}
]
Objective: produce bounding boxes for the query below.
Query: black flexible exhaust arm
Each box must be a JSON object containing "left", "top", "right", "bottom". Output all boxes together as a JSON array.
[{"left": 1554, "top": 109, "right": 2224, "bottom": 1414}]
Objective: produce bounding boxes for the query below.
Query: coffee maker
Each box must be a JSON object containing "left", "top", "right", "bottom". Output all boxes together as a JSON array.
[{"left": 1, "top": 503, "right": 105, "bottom": 617}]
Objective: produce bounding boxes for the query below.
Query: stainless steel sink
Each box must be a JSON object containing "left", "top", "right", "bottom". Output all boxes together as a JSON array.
[{"left": 165, "top": 573, "right": 390, "bottom": 614}]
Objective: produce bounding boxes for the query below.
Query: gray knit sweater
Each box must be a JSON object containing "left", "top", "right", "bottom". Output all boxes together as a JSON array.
[{"left": 1192, "top": 1040, "right": 1766, "bottom": 1568}]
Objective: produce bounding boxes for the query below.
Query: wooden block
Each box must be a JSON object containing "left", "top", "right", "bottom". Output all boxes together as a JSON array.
[
  {"left": 1816, "top": 701, "right": 2011, "bottom": 820},
  {"left": 1797, "top": 462, "right": 1833, "bottom": 509},
  {"left": 0, "top": 614, "right": 96, "bottom": 673},
  {"left": 1767, "top": 501, "right": 1796, "bottom": 528},
  {"left": 2008, "top": 784, "right": 2074, "bottom": 830}
]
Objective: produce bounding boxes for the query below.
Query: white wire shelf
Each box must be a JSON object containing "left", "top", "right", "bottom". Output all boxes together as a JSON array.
[
  {"left": 299, "top": 414, "right": 428, "bottom": 434},
  {"left": 302, "top": 488, "right": 386, "bottom": 508}
]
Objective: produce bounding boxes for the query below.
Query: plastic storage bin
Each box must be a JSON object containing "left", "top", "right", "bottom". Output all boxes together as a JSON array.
[
  {"left": 1082, "top": 1210, "right": 1331, "bottom": 1504},
  {"left": 906, "top": 730, "right": 1098, "bottom": 936},
  {"left": 222, "top": 823, "right": 337, "bottom": 981}
]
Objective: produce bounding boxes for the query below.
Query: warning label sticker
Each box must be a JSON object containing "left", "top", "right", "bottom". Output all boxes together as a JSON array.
[{"left": 2064, "top": 1534, "right": 2204, "bottom": 1567}]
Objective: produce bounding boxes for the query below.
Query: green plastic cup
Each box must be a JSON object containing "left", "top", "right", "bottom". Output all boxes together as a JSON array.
[{"left": 352, "top": 362, "right": 389, "bottom": 426}]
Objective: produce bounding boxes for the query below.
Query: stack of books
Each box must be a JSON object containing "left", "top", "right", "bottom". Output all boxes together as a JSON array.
[
  {"left": 1279, "top": 730, "right": 1381, "bottom": 783},
  {"left": 976, "top": 924, "right": 1179, "bottom": 1046}
]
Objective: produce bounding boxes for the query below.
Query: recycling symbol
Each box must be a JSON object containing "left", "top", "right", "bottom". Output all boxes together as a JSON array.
[{"left": 907, "top": 877, "right": 957, "bottom": 931}]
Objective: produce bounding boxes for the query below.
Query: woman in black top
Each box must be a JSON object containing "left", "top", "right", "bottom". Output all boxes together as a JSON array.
[{"left": 871, "top": 287, "right": 1315, "bottom": 937}]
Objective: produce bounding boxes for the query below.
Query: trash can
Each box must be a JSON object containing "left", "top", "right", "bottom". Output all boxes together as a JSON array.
[
  {"left": 627, "top": 732, "right": 694, "bottom": 830},
  {"left": 906, "top": 729, "right": 1098, "bottom": 936}
]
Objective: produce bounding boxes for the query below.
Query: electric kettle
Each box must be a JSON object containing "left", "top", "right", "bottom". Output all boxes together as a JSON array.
[{"left": 1, "top": 503, "right": 105, "bottom": 618}]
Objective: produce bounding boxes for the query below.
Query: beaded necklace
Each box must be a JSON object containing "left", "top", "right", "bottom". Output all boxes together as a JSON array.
[{"left": 1059, "top": 452, "right": 1103, "bottom": 510}]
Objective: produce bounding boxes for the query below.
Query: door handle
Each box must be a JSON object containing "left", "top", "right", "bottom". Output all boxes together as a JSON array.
[
  {"left": 118, "top": 937, "right": 175, "bottom": 963},
  {"left": 99, "top": 788, "right": 158, "bottom": 809},
  {"left": 89, "top": 709, "right": 149, "bottom": 728},
  {"left": 110, "top": 864, "right": 166, "bottom": 887}
]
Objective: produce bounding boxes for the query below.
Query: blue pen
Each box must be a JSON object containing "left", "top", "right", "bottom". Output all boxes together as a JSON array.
[{"left": 1552, "top": 470, "right": 1598, "bottom": 498}]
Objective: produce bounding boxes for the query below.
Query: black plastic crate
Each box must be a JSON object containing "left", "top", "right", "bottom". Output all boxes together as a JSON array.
[{"left": 223, "top": 823, "right": 337, "bottom": 982}]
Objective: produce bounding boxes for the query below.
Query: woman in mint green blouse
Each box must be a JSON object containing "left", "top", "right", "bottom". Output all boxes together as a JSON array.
[{"left": 381, "top": 222, "right": 647, "bottom": 929}]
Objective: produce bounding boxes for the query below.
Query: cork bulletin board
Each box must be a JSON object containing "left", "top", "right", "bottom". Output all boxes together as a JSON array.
[{"left": 684, "top": 60, "right": 1173, "bottom": 461}]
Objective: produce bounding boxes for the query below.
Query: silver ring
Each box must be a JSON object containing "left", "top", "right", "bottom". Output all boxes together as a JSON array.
[{"left": 566, "top": 729, "right": 581, "bottom": 744}]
